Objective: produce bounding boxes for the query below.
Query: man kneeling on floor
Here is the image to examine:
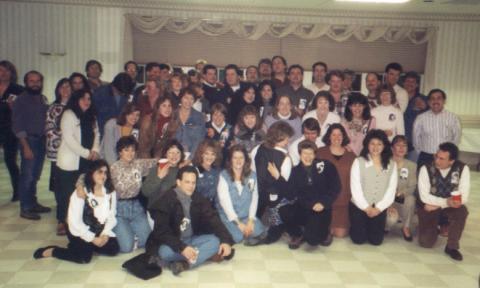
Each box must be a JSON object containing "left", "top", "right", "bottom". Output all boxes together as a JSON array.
[
  {"left": 417, "top": 142, "right": 470, "bottom": 261},
  {"left": 145, "top": 166, "right": 234, "bottom": 275}
]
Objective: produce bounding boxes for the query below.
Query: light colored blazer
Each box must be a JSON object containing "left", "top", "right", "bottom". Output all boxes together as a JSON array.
[{"left": 56, "top": 109, "right": 100, "bottom": 171}]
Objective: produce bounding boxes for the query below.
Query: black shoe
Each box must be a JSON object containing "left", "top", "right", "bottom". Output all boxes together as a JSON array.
[
  {"left": 444, "top": 246, "right": 463, "bottom": 261},
  {"left": 224, "top": 248, "right": 235, "bottom": 261},
  {"left": 288, "top": 236, "right": 304, "bottom": 250},
  {"left": 33, "top": 246, "right": 57, "bottom": 259},
  {"left": 402, "top": 229, "right": 413, "bottom": 242},
  {"left": 169, "top": 261, "right": 189, "bottom": 276},
  {"left": 320, "top": 234, "right": 333, "bottom": 247},
  {"left": 20, "top": 210, "right": 41, "bottom": 220},
  {"left": 32, "top": 203, "right": 51, "bottom": 214}
]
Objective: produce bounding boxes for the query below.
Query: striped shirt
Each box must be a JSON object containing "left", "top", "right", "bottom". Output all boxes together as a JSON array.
[{"left": 412, "top": 109, "right": 461, "bottom": 154}]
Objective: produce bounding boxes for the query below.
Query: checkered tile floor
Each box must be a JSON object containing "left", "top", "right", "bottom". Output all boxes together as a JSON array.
[{"left": 0, "top": 159, "right": 479, "bottom": 287}]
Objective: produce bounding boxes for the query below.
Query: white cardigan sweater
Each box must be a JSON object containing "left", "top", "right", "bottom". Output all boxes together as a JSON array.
[{"left": 56, "top": 110, "right": 100, "bottom": 171}]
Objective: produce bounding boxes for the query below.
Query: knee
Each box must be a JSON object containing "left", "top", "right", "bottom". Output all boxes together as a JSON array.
[
  {"left": 451, "top": 206, "right": 469, "bottom": 219},
  {"left": 117, "top": 238, "right": 134, "bottom": 253}
]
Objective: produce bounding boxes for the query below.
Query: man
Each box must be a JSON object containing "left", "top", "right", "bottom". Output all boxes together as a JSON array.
[
  {"left": 276, "top": 64, "right": 314, "bottom": 116},
  {"left": 417, "top": 142, "right": 469, "bottom": 261},
  {"left": 85, "top": 59, "right": 108, "bottom": 92},
  {"left": 202, "top": 64, "right": 222, "bottom": 106},
  {"left": 403, "top": 71, "right": 428, "bottom": 161},
  {"left": 12, "top": 71, "right": 51, "bottom": 220},
  {"left": 124, "top": 60, "right": 141, "bottom": 90},
  {"left": 133, "top": 62, "right": 161, "bottom": 100},
  {"left": 146, "top": 166, "right": 234, "bottom": 275},
  {"left": 365, "top": 72, "right": 381, "bottom": 109},
  {"left": 384, "top": 62, "right": 408, "bottom": 112},
  {"left": 93, "top": 72, "right": 135, "bottom": 137},
  {"left": 306, "top": 61, "right": 329, "bottom": 96},
  {"left": 0, "top": 61, "right": 23, "bottom": 202},
  {"left": 413, "top": 89, "right": 461, "bottom": 170},
  {"left": 326, "top": 70, "right": 348, "bottom": 117},
  {"left": 245, "top": 65, "right": 259, "bottom": 84},
  {"left": 217, "top": 64, "right": 246, "bottom": 106},
  {"left": 288, "top": 118, "right": 324, "bottom": 166},
  {"left": 257, "top": 58, "right": 272, "bottom": 81}
]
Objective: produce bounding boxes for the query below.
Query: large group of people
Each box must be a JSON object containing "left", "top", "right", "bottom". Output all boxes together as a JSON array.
[{"left": 0, "top": 56, "right": 470, "bottom": 278}]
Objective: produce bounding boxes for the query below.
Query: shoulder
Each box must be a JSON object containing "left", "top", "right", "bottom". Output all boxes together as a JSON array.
[{"left": 329, "top": 112, "right": 341, "bottom": 122}]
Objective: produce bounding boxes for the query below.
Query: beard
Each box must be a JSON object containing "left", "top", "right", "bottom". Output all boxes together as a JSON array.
[{"left": 26, "top": 86, "right": 43, "bottom": 95}]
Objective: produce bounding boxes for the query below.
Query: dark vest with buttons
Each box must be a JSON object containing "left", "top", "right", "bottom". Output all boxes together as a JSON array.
[{"left": 82, "top": 192, "right": 110, "bottom": 236}]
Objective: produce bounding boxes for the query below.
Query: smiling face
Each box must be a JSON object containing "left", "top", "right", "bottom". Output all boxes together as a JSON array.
[
  {"left": 288, "top": 68, "right": 303, "bottom": 87},
  {"left": 260, "top": 84, "right": 273, "bottom": 102},
  {"left": 329, "top": 128, "right": 344, "bottom": 148},
  {"left": 392, "top": 139, "right": 407, "bottom": 159},
  {"left": 386, "top": 69, "right": 400, "bottom": 86},
  {"left": 328, "top": 75, "right": 343, "bottom": 94},
  {"left": 119, "top": 145, "right": 136, "bottom": 162},
  {"left": 368, "top": 138, "right": 385, "bottom": 158},
  {"left": 243, "top": 114, "right": 257, "bottom": 129},
  {"left": 93, "top": 166, "right": 108, "bottom": 186},
  {"left": 313, "top": 64, "right": 326, "bottom": 83},
  {"left": 428, "top": 91, "right": 445, "bottom": 114},
  {"left": 212, "top": 110, "right": 225, "bottom": 127},
  {"left": 243, "top": 87, "right": 256, "bottom": 104},
  {"left": 277, "top": 96, "right": 292, "bottom": 117},
  {"left": 126, "top": 63, "right": 137, "bottom": 80},
  {"left": 126, "top": 110, "right": 140, "bottom": 127},
  {"left": 350, "top": 103, "right": 365, "bottom": 119},
  {"left": 380, "top": 91, "right": 392, "bottom": 106},
  {"left": 272, "top": 57, "right": 286, "bottom": 75},
  {"left": 366, "top": 73, "right": 380, "bottom": 93},
  {"left": 300, "top": 148, "right": 315, "bottom": 166},
  {"left": 202, "top": 147, "right": 217, "bottom": 168},
  {"left": 316, "top": 96, "right": 330, "bottom": 115},
  {"left": 231, "top": 150, "right": 245, "bottom": 171},
  {"left": 166, "top": 146, "right": 182, "bottom": 166},
  {"left": 79, "top": 93, "right": 92, "bottom": 112},
  {"left": 180, "top": 93, "right": 195, "bottom": 110},
  {"left": 158, "top": 99, "right": 173, "bottom": 118},
  {"left": 225, "top": 68, "right": 239, "bottom": 87},
  {"left": 176, "top": 172, "right": 197, "bottom": 196},
  {"left": 59, "top": 82, "right": 72, "bottom": 103}
]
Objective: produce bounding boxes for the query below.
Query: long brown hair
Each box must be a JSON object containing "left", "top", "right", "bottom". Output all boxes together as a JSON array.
[
  {"left": 192, "top": 139, "right": 222, "bottom": 168},
  {"left": 226, "top": 144, "right": 252, "bottom": 184}
]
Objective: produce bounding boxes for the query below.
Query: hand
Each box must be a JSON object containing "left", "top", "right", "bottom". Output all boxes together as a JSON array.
[
  {"left": 181, "top": 246, "right": 198, "bottom": 263},
  {"left": 218, "top": 243, "right": 232, "bottom": 257},
  {"left": 207, "top": 128, "right": 215, "bottom": 138},
  {"left": 23, "top": 146, "right": 34, "bottom": 160},
  {"left": 88, "top": 150, "right": 100, "bottom": 161},
  {"left": 156, "top": 163, "right": 171, "bottom": 179},
  {"left": 237, "top": 221, "right": 248, "bottom": 236},
  {"left": 244, "top": 219, "right": 255, "bottom": 237},
  {"left": 312, "top": 203, "right": 324, "bottom": 212},
  {"left": 447, "top": 198, "right": 462, "bottom": 209},
  {"left": 369, "top": 207, "right": 381, "bottom": 218},
  {"left": 267, "top": 162, "right": 280, "bottom": 180},
  {"left": 424, "top": 204, "right": 440, "bottom": 212},
  {"left": 384, "top": 129, "right": 393, "bottom": 137},
  {"left": 92, "top": 236, "right": 107, "bottom": 247}
]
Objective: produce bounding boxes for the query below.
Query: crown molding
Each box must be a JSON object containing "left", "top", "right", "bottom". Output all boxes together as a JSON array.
[{"left": 3, "top": 0, "right": 480, "bottom": 22}]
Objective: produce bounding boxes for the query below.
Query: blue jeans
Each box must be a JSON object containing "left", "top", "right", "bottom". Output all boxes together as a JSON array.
[
  {"left": 114, "top": 198, "right": 152, "bottom": 253},
  {"left": 220, "top": 215, "right": 265, "bottom": 243},
  {"left": 158, "top": 234, "right": 220, "bottom": 268},
  {"left": 19, "top": 136, "right": 45, "bottom": 211}
]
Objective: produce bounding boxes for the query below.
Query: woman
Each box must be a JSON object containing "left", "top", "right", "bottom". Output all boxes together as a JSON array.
[
  {"left": 68, "top": 72, "right": 90, "bottom": 93},
  {"left": 33, "top": 160, "right": 119, "bottom": 263},
  {"left": 142, "top": 139, "right": 185, "bottom": 209},
  {"left": 167, "top": 73, "right": 183, "bottom": 108},
  {"left": 45, "top": 78, "right": 72, "bottom": 199},
  {"left": 233, "top": 105, "right": 266, "bottom": 153},
  {"left": 289, "top": 140, "right": 340, "bottom": 249},
  {"left": 303, "top": 91, "right": 341, "bottom": 142},
  {"left": 271, "top": 55, "right": 288, "bottom": 88},
  {"left": 251, "top": 121, "right": 296, "bottom": 245},
  {"left": 192, "top": 139, "right": 222, "bottom": 206},
  {"left": 350, "top": 129, "right": 398, "bottom": 245},
  {"left": 137, "top": 79, "right": 164, "bottom": 118},
  {"left": 101, "top": 103, "right": 140, "bottom": 165},
  {"left": 228, "top": 83, "right": 260, "bottom": 124},
  {"left": 110, "top": 136, "right": 157, "bottom": 253},
  {"left": 56, "top": 89, "right": 100, "bottom": 236},
  {"left": 138, "top": 96, "right": 175, "bottom": 158},
  {"left": 317, "top": 124, "right": 356, "bottom": 240},
  {"left": 190, "top": 82, "right": 211, "bottom": 117},
  {"left": 217, "top": 145, "right": 266, "bottom": 245},
  {"left": 264, "top": 94, "right": 302, "bottom": 142},
  {"left": 257, "top": 80, "right": 276, "bottom": 119},
  {"left": 174, "top": 88, "right": 207, "bottom": 156},
  {"left": 371, "top": 85, "right": 404, "bottom": 141},
  {"left": 0, "top": 60, "right": 23, "bottom": 202},
  {"left": 386, "top": 135, "right": 417, "bottom": 241},
  {"left": 342, "top": 92, "right": 376, "bottom": 156}
]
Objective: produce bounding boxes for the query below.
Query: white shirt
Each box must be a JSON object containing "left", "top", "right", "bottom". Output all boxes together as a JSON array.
[
  {"left": 302, "top": 111, "right": 341, "bottom": 140},
  {"left": 394, "top": 84, "right": 408, "bottom": 113},
  {"left": 288, "top": 136, "right": 325, "bottom": 166},
  {"left": 418, "top": 165, "right": 470, "bottom": 209},
  {"left": 250, "top": 145, "right": 292, "bottom": 181},
  {"left": 306, "top": 83, "right": 330, "bottom": 96},
  {"left": 68, "top": 188, "right": 117, "bottom": 242},
  {"left": 371, "top": 105, "right": 405, "bottom": 141},
  {"left": 350, "top": 158, "right": 398, "bottom": 212},
  {"left": 217, "top": 175, "right": 258, "bottom": 221},
  {"left": 413, "top": 109, "right": 461, "bottom": 154}
]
